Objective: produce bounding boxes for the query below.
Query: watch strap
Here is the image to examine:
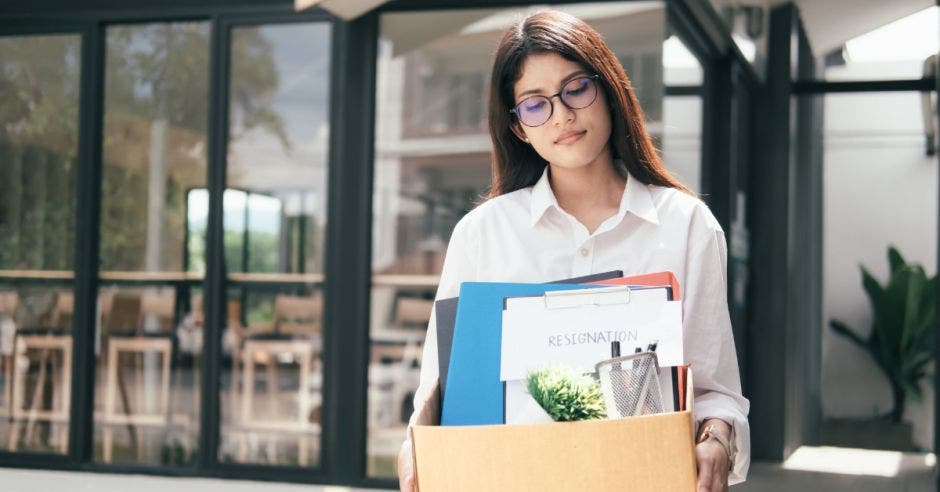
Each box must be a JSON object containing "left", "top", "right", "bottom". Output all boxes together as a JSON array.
[{"left": 698, "top": 423, "right": 735, "bottom": 471}]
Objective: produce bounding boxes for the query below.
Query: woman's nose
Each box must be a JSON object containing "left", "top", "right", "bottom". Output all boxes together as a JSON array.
[{"left": 550, "top": 95, "right": 575, "bottom": 126}]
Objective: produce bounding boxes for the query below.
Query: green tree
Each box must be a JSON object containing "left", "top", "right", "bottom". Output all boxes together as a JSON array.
[
  {"left": 0, "top": 26, "right": 289, "bottom": 273},
  {"left": 99, "top": 23, "right": 286, "bottom": 271},
  {"left": 0, "top": 35, "right": 80, "bottom": 271}
]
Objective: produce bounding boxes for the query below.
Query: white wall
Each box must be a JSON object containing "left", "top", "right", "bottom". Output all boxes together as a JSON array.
[{"left": 821, "top": 73, "right": 937, "bottom": 448}]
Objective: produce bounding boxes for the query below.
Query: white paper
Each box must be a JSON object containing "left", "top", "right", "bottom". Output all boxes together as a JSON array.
[{"left": 500, "top": 290, "right": 682, "bottom": 382}]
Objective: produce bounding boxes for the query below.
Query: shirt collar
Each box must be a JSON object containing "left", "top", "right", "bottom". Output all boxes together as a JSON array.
[
  {"left": 528, "top": 167, "right": 557, "bottom": 227},
  {"left": 618, "top": 170, "right": 660, "bottom": 226},
  {"left": 528, "top": 165, "right": 660, "bottom": 228}
]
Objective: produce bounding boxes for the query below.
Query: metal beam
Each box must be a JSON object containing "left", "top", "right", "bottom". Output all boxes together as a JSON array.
[
  {"left": 321, "top": 11, "right": 378, "bottom": 485},
  {"left": 794, "top": 78, "right": 936, "bottom": 94},
  {"left": 700, "top": 56, "right": 733, "bottom": 232},
  {"left": 787, "top": 20, "right": 823, "bottom": 454},
  {"left": 746, "top": 3, "right": 795, "bottom": 461},
  {"left": 198, "top": 12, "right": 228, "bottom": 471},
  {"left": 69, "top": 20, "right": 105, "bottom": 465}
]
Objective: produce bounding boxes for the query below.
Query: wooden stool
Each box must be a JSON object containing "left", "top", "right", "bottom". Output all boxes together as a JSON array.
[
  {"left": 99, "top": 291, "right": 175, "bottom": 463},
  {"left": 6, "top": 289, "right": 73, "bottom": 452},
  {"left": 8, "top": 333, "right": 71, "bottom": 452},
  {"left": 102, "top": 336, "right": 172, "bottom": 461},
  {"left": 237, "top": 339, "right": 319, "bottom": 465},
  {"left": 235, "top": 294, "right": 322, "bottom": 465}
]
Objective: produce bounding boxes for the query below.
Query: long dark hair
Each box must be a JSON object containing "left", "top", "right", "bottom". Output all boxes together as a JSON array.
[{"left": 487, "top": 10, "right": 690, "bottom": 198}]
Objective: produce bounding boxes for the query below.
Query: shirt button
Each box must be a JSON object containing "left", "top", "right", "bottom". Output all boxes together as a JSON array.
[{"left": 579, "top": 248, "right": 589, "bottom": 257}]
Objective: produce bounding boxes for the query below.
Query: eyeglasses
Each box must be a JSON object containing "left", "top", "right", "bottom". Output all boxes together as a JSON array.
[{"left": 510, "top": 74, "right": 600, "bottom": 127}]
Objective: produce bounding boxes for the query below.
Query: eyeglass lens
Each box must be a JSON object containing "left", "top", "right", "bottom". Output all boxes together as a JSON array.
[{"left": 514, "top": 76, "right": 598, "bottom": 127}]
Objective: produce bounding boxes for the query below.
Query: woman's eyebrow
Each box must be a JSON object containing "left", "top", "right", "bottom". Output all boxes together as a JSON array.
[{"left": 516, "top": 69, "right": 588, "bottom": 100}]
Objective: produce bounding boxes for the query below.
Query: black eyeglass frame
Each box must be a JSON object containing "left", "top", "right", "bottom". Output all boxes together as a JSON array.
[{"left": 509, "top": 74, "right": 601, "bottom": 127}]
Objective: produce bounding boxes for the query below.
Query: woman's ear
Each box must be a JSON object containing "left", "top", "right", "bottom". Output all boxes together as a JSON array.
[{"left": 510, "top": 122, "right": 529, "bottom": 143}]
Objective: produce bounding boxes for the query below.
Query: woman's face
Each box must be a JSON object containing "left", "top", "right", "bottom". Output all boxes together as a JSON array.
[{"left": 512, "top": 52, "right": 612, "bottom": 171}]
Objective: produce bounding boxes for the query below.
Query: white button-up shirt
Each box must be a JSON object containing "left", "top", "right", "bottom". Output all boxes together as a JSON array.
[{"left": 408, "top": 167, "right": 751, "bottom": 483}]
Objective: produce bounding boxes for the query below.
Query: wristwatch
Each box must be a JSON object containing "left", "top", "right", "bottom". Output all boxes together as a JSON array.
[{"left": 698, "top": 423, "right": 735, "bottom": 472}]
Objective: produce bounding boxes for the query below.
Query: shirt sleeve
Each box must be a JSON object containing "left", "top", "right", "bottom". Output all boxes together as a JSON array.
[
  {"left": 406, "top": 216, "right": 477, "bottom": 429},
  {"left": 683, "top": 225, "right": 751, "bottom": 485}
]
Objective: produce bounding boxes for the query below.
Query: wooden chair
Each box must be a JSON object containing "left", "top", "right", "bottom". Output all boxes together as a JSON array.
[
  {"left": 100, "top": 291, "right": 176, "bottom": 462},
  {"left": 392, "top": 297, "right": 430, "bottom": 424},
  {"left": 236, "top": 294, "right": 323, "bottom": 465},
  {"left": 368, "top": 296, "right": 432, "bottom": 430},
  {"left": 101, "top": 294, "right": 141, "bottom": 336},
  {"left": 0, "top": 291, "right": 19, "bottom": 419},
  {"left": 392, "top": 297, "right": 434, "bottom": 333},
  {"left": 0, "top": 292, "right": 18, "bottom": 316},
  {"left": 47, "top": 291, "right": 73, "bottom": 331},
  {"left": 369, "top": 296, "right": 432, "bottom": 366}
]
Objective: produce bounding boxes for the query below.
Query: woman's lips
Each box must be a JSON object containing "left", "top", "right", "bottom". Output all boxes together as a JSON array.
[{"left": 555, "top": 130, "right": 586, "bottom": 145}]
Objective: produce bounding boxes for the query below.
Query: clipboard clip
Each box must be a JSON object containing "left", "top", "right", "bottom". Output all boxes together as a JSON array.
[{"left": 542, "top": 285, "right": 631, "bottom": 310}]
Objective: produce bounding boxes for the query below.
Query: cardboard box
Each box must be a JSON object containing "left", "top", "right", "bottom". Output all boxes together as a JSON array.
[{"left": 411, "top": 374, "right": 697, "bottom": 491}]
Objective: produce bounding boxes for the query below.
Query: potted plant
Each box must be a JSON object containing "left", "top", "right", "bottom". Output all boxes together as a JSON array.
[
  {"left": 827, "top": 246, "right": 937, "bottom": 450},
  {"left": 528, "top": 366, "right": 606, "bottom": 422}
]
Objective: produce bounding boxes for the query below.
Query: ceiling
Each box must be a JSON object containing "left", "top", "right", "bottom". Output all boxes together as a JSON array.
[
  {"left": 795, "top": 0, "right": 933, "bottom": 55},
  {"left": 300, "top": 0, "right": 936, "bottom": 57},
  {"left": 711, "top": 0, "right": 934, "bottom": 56}
]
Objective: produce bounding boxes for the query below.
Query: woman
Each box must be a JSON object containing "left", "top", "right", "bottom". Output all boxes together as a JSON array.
[{"left": 399, "top": 10, "right": 749, "bottom": 492}]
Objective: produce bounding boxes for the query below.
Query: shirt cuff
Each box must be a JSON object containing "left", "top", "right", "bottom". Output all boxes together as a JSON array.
[{"left": 694, "top": 394, "right": 751, "bottom": 485}]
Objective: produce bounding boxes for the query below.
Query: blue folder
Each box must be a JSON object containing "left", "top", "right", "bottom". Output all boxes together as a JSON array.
[
  {"left": 435, "top": 270, "right": 622, "bottom": 404},
  {"left": 440, "top": 281, "right": 603, "bottom": 426}
]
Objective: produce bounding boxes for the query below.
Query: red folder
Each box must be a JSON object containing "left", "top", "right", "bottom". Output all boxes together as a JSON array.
[{"left": 591, "top": 271, "right": 681, "bottom": 300}]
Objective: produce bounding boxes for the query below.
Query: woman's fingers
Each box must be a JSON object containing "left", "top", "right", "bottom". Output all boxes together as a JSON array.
[
  {"left": 398, "top": 440, "right": 415, "bottom": 492},
  {"left": 400, "top": 473, "right": 414, "bottom": 492}
]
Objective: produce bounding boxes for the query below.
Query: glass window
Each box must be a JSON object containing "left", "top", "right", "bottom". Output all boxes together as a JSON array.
[
  {"left": 662, "top": 35, "right": 703, "bottom": 194},
  {"left": 368, "top": 2, "right": 669, "bottom": 478},
  {"left": 661, "top": 96, "right": 702, "bottom": 194},
  {"left": 823, "top": 6, "right": 938, "bottom": 81},
  {"left": 215, "top": 22, "right": 331, "bottom": 468},
  {"left": 821, "top": 91, "right": 937, "bottom": 450},
  {"left": 663, "top": 35, "right": 704, "bottom": 86},
  {"left": 0, "top": 33, "right": 81, "bottom": 455},
  {"left": 96, "top": 22, "right": 210, "bottom": 466}
]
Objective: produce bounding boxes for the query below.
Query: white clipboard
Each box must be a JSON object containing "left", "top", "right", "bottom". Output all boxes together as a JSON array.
[{"left": 500, "top": 285, "right": 683, "bottom": 424}]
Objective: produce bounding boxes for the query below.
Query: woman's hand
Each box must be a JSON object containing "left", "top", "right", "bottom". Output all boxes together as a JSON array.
[
  {"left": 695, "top": 436, "right": 730, "bottom": 492},
  {"left": 398, "top": 440, "right": 415, "bottom": 492}
]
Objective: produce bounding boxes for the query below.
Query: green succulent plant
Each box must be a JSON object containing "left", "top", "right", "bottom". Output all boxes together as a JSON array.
[
  {"left": 829, "top": 246, "right": 937, "bottom": 423},
  {"left": 527, "top": 366, "right": 606, "bottom": 422}
]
